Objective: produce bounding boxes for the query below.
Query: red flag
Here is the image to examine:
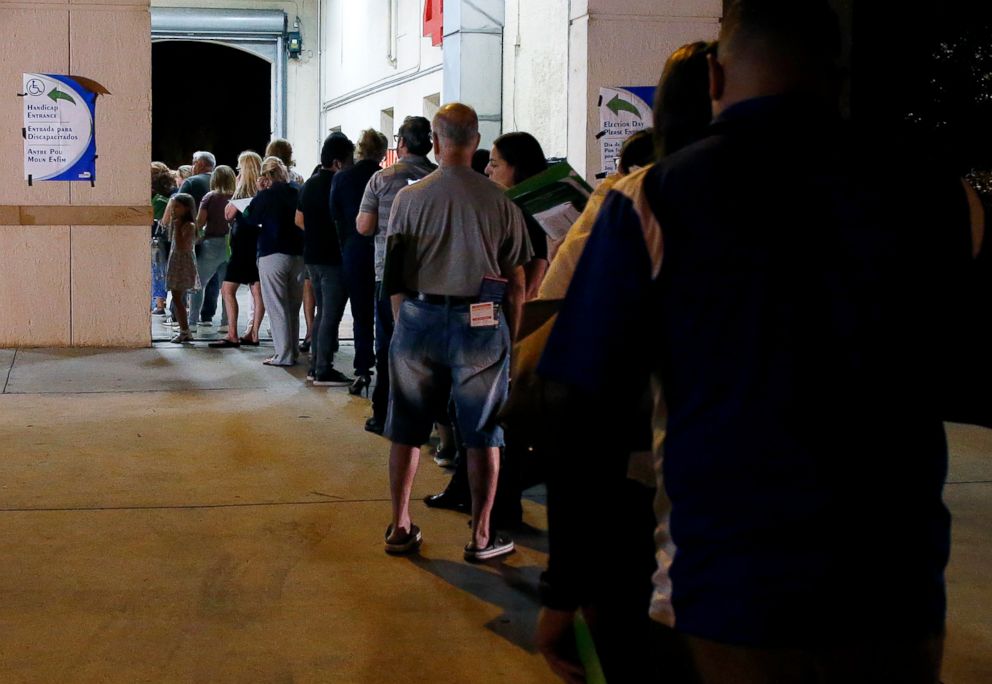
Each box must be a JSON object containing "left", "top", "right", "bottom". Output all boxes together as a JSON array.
[{"left": 423, "top": 0, "right": 443, "bottom": 47}]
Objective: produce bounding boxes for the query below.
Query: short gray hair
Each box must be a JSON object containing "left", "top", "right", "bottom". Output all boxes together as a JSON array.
[
  {"left": 432, "top": 104, "right": 479, "bottom": 148},
  {"left": 193, "top": 151, "right": 216, "bottom": 169}
]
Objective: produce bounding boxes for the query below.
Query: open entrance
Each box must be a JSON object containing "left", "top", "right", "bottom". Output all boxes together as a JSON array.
[{"left": 152, "top": 41, "right": 271, "bottom": 169}]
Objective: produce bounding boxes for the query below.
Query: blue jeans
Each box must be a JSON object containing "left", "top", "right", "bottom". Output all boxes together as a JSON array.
[
  {"left": 372, "top": 282, "right": 393, "bottom": 422},
  {"left": 151, "top": 241, "right": 167, "bottom": 303},
  {"left": 199, "top": 269, "right": 227, "bottom": 324},
  {"left": 307, "top": 263, "right": 348, "bottom": 378},
  {"left": 190, "top": 238, "right": 228, "bottom": 326},
  {"left": 341, "top": 237, "right": 376, "bottom": 375},
  {"left": 385, "top": 298, "right": 510, "bottom": 448}
]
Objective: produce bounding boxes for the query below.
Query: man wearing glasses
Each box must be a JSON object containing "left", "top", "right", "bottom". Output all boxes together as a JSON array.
[{"left": 357, "top": 116, "right": 437, "bottom": 435}]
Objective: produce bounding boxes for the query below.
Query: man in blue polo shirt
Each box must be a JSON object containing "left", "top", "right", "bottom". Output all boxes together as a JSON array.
[{"left": 537, "top": 1, "right": 985, "bottom": 681}]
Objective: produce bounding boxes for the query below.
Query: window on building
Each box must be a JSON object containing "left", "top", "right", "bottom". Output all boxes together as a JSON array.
[
  {"left": 424, "top": 93, "right": 441, "bottom": 121},
  {"left": 381, "top": 108, "right": 395, "bottom": 139}
]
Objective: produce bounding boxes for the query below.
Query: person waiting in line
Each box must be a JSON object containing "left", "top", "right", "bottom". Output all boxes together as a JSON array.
[
  {"left": 330, "top": 128, "right": 389, "bottom": 396},
  {"left": 424, "top": 131, "right": 555, "bottom": 525},
  {"left": 242, "top": 157, "right": 305, "bottom": 366},
  {"left": 296, "top": 133, "right": 356, "bottom": 386},
  {"left": 179, "top": 151, "right": 228, "bottom": 333},
  {"left": 541, "top": 1, "right": 985, "bottom": 681},
  {"left": 486, "top": 132, "right": 551, "bottom": 298},
  {"left": 218, "top": 151, "right": 266, "bottom": 347},
  {"left": 357, "top": 116, "right": 437, "bottom": 435},
  {"left": 534, "top": 42, "right": 711, "bottom": 684},
  {"left": 381, "top": 103, "right": 532, "bottom": 561},
  {"left": 174, "top": 164, "right": 192, "bottom": 190},
  {"left": 471, "top": 148, "right": 490, "bottom": 176},
  {"left": 538, "top": 127, "right": 661, "bottom": 301},
  {"left": 151, "top": 162, "right": 176, "bottom": 316},
  {"left": 190, "top": 165, "right": 235, "bottom": 336},
  {"left": 266, "top": 138, "right": 312, "bottom": 350},
  {"left": 165, "top": 194, "right": 199, "bottom": 344},
  {"left": 266, "top": 138, "right": 307, "bottom": 186}
]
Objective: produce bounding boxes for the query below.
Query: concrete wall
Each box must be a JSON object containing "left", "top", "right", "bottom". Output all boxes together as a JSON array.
[
  {"left": 0, "top": 0, "right": 152, "bottom": 347},
  {"left": 150, "top": 0, "right": 322, "bottom": 172},
  {"left": 502, "top": 0, "right": 569, "bottom": 158},
  {"left": 320, "top": 0, "right": 443, "bottom": 143},
  {"left": 568, "top": 0, "right": 722, "bottom": 181}
]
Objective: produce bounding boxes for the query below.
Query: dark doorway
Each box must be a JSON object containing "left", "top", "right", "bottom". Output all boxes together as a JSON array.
[{"left": 152, "top": 41, "right": 271, "bottom": 169}]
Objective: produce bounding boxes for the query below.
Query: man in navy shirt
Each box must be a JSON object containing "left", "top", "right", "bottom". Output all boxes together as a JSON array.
[{"left": 538, "top": 1, "right": 984, "bottom": 681}]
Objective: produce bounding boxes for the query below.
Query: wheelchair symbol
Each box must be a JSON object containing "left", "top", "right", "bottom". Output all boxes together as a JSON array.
[{"left": 27, "top": 79, "right": 45, "bottom": 96}]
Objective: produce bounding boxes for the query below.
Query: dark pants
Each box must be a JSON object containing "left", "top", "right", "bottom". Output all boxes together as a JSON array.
[
  {"left": 341, "top": 237, "right": 376, "bottom": 375},
  {"left": 200, "top": 269, "right": 223, "bottom": 322},
  {"left": 372, "top": 281, "right": 393, "bottom": 422},
  {"left": 308, "top": 264, "right": 348, "bottom": 377},
  {"left": 687, "top": 634, "right": 944, "bottom": 684}
]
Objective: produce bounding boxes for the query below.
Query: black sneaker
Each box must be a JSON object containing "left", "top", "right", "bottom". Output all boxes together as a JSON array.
[
  {"left": 313, "top": 369, "right": 352, "bottom": 386},
  {"left": 464, "top": 534, "right": 515, "bottom": 562}
]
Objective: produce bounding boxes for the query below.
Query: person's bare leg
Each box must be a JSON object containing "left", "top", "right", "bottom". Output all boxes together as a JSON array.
[
  {"left": 250, "top": 281, "right": 265, "bottom": 342},
  {"left": 171, "top": 289, "right": 189, "bottom": 331},
  {"left": 388, "top": 443, "right": 421, "bottom": 540},
  {"left": 467, "top": 446, "right": 500, "bottom": 548},
  {"left": 221, "top": 282, "right": 240, "bottom": 342},
  {"left": 303, "top": 278, "right": 315, "bottom": 343}
]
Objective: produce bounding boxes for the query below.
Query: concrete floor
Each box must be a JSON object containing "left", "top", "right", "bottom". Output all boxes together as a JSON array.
[{"left": 0, "top": 346, "right": 989, "bottom": 683}]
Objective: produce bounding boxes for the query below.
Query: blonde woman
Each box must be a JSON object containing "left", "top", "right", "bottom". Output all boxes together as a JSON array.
[
  {"left": 265, "top": 138, "right": 306, "bottom": 185},
  {"left": 189, "top": 165, "right": 236, "bottom": 334},
  {"left": 266, "top": 137, "right": 313, "bottom": 350},
  {"left": 226, "top": 156, "right": 303, "bottom": 365},
  {"left": 215, "top": 151, "right": 266, "bottom": 347}
]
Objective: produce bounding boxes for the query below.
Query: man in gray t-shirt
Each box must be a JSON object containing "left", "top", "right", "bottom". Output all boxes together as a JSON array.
[
  {"left": 381, "top": 104, "right": 532, "bottom": 562},
  {"left": 356, "top": 117, "right": 437, "bottom": 434}
]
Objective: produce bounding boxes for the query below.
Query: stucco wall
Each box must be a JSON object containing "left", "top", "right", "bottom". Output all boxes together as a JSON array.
[
  {"left": 502, "top": 0, "right": 569, "bottom": 158},
  {"left": 150, "top": 0, "right": 321, "bottom": 172},
  {"left": 320, "top": 0, "right": 443, "bottom": 142},
  {"left": 0, "top": 0, "right": 152, "bottom": 348},
  {"left": 569, "top": 0, "right": 722, "bottom": 182}
]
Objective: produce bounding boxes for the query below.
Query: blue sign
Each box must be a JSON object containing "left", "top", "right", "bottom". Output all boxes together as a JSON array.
[{"left": 23, "top": 73, "right": 105, "bottom": 183}]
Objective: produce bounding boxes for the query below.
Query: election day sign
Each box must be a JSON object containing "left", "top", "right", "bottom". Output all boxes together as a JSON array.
[
  {"left": 597, "top": 86, "right": 655, "bottom": 178},
  {"left": 22, "top": 73, "right": 107, "bottom": 183}
]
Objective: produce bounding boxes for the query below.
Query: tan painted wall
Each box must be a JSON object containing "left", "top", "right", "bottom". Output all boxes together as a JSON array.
[{"left": 0, "top": 0, "right": 152, "bottom": 348}]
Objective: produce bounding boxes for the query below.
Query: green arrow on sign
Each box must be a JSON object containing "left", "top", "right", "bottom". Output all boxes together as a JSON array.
[
  {"left": 606, "top": 95, "right": 642, "bottom": 119},
  {"left": 48, "top": 88, "right": 77, "bottom": 105}
]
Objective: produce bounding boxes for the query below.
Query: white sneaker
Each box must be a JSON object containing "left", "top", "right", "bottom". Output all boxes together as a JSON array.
[
  {"left": 218, "top": 324, "right": 229, "bottom": 333},
  {"left": 199, "top": 320, "right": 213, "bottom": 327}
]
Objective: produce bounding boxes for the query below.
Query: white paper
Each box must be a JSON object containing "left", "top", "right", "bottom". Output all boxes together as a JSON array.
[
  {"left": 229, "top": 197, "right": 252, "bottom": 212},
  {"left": 534, "top": 203, "right": 582, "bottom": 241}
]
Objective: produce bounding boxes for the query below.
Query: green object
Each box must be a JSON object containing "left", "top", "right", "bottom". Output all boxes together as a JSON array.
[
  {"left": 606, "top": 95, "right": 642, "bottom": 119},
  {"left": 48, "top": 88, "right": 76, "bottom": 105},
  {"left": 505, "top": 162, "right": 593, "bottom": 241},
  {"left": 574, "top": 612, "right": 607, "bottom": 684}
]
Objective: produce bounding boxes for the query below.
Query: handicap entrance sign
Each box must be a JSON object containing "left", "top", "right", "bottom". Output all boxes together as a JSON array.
[{"left": 22, "top": 73, "right": 107, "bottom": 183}]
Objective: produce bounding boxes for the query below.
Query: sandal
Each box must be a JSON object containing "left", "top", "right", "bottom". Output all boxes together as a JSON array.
[
  {"left": 208, "top": 338, "right": 240, "bottom": 348},
  {"left": 239, "top": 336, "right": 260, "bottom": 346},
  {"left": 384, "top": 524, "right": 422, "bottom": 555}
]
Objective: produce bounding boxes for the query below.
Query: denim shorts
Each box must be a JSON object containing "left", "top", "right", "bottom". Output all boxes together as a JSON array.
[{"left": 385, "top": 299, "right": 510, "bottom": 449}]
